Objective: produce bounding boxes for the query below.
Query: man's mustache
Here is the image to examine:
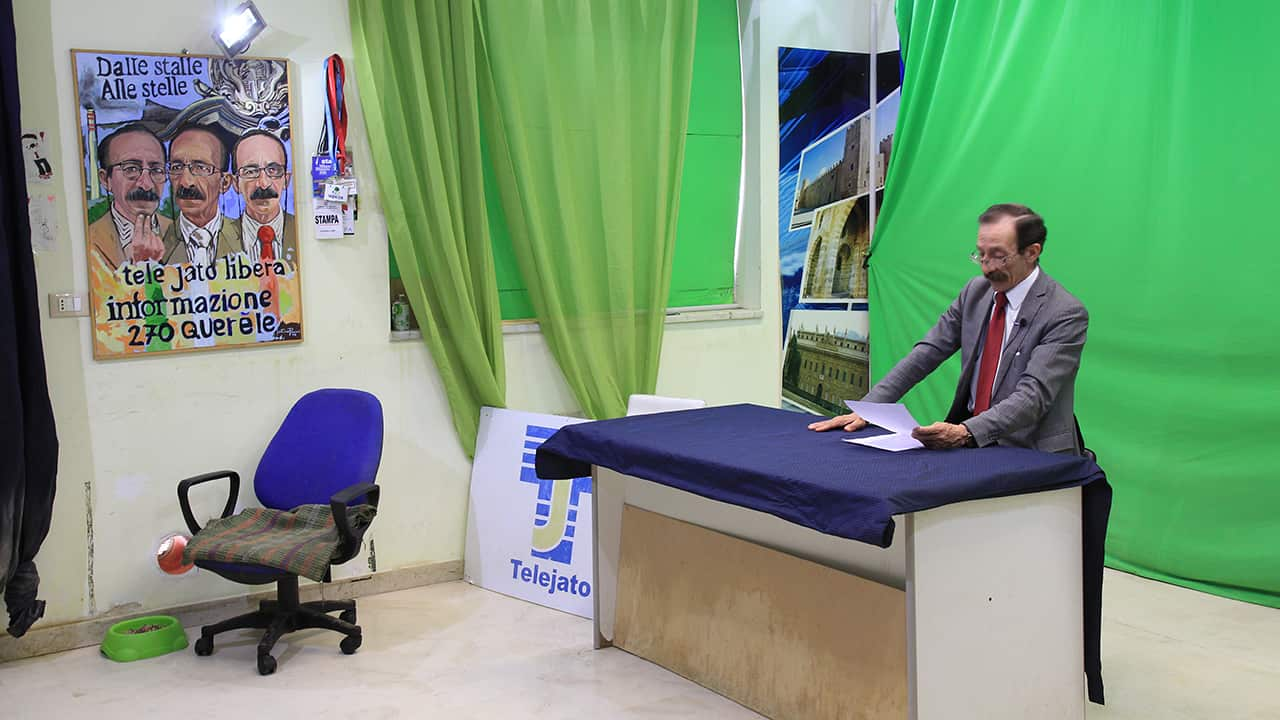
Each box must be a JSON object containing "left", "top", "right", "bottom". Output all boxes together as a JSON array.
[
  {"left": 176, "top": 185, "right": 206, "bottom": 200},
  {"left": 126, "top": 188, "right": 159, "bottom": 202},
  {"left": 250, "top": 186, "right": 279, "bottom": 200},
  {"left": 985, "top": 270, "right": 1009, "bottom": 283}
]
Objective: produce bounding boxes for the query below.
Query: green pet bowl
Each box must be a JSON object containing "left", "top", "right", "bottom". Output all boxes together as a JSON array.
[{"left": 101, "top": 615, "right": 188, "bottom": 662}]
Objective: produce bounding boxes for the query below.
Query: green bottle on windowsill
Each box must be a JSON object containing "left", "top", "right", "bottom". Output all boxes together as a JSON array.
[{"left": 391, "top": 293, "right": 411, "bottom": 332}]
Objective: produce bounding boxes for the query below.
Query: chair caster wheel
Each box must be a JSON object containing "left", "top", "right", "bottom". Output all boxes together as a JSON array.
[
  {"left": 194, "top": 636, "right": 214, "bottom": 656},
  {"left": 340, "top": 635, "right": 362, "bottom": 655},
  {"left": 339, "top": 609, "right": 356, "bottom": 624},
  {"left": 257, "top": 653, "right": 277, "bottom": 675}
]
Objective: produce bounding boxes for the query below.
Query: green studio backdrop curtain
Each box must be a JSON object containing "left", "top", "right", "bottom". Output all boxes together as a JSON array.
[
  {"left": 350, "top": 0, "right": 505, "bottom": 456},
  {"left": 475, "top": 0, "right": 698, "bottom": 419},
  {"left": 874, "top": 0, "right": 1280, "bottom": 606}
]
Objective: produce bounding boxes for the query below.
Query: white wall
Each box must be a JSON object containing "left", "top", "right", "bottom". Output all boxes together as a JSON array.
[{"left": 21, "top": 0, "right": 794, "bottom": 626}]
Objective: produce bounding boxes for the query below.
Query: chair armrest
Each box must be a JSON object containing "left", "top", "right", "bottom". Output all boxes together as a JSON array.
[
  {"left": 177, "top": 470, "right": 241, "bottom": 535},
  {"left": 330, "top": 482, "right": 380, "bottom": 556}
]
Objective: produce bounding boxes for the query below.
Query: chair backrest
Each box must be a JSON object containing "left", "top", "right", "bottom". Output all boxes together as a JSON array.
[
  {"left": 625, "top": 393, "right": 706, "bottom": 416},
  {"left": 255, "top": 389, "right": 384, "bottom": 510}
]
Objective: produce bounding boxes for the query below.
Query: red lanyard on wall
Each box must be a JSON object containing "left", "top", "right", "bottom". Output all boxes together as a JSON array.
[{"left": 325, "top": 54, "right": 348, "bottom": 174}]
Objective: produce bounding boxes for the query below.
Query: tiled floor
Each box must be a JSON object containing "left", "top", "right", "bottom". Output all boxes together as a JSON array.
[
  {"left": 2, "top": 570, "right": 1277, "bottom": 719},
  {"left": 1086, "top": 571, "right": 1279, "bottom": 720}
]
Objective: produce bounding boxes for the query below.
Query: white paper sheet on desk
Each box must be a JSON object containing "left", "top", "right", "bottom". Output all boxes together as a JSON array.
[
  {"left": 844, "top": 432, "right": 924, "bottom": 452},
  {"left": 844, "top": 400, "right": 920, "bottom": 434}
]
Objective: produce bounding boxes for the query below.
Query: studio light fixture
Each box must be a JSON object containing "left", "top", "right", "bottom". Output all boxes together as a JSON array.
[{"left": 213, "top": 1, "right": 267, "bottom": 58}]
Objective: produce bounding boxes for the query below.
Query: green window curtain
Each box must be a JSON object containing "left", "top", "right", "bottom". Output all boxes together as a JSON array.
[
  {"left": 482, "top": 0, "right": 740, "bottom": 319},
  {"left": 475, "top": 0, "right": 699, "bottom": 419},
  {"left": 351, "top": 0, "right": 505, "bottom": 457},
  {"left": 875, "top": 0, "right": 1280, "bottom": 607}
]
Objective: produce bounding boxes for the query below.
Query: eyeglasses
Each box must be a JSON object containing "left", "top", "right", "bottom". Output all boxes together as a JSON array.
[
  {"left": 166, "top": 160, "right": 219, "bottom": 177},
  {"left": 109, "top": 162, "right": 167, "bottom": 181},
  {"left": 969, "top": 250, "right": 1016, "bottom": 267},
  {"left": 237, "top": 163, "right": 287, "bottom": 179}
]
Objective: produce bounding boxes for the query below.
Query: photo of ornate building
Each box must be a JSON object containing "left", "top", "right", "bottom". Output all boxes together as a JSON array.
[{"left": 782, "top": 310, "right": 870, "bottom": 415}]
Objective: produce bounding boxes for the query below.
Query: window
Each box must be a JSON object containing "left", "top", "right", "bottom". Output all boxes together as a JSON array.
[
  {"left": 393, "top": 0, "right": 743, "bottom": 328},
  {"left": 490, "top": 0, "right": 741, "bottom": 319}
]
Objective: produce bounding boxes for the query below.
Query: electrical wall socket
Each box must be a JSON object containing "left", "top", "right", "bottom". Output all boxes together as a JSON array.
[{"left": 49, "top": 292, "right": 88, "bottom": 318}]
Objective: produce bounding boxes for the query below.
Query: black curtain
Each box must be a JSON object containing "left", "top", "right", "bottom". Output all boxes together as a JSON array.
[{"left": 0, "top": 0, "right": 58, "bottom": 638}]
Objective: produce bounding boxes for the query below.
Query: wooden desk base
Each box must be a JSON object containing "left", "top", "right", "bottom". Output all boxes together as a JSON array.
[{"left": 615, "top": 505, "right": 907, "bottom": 720}]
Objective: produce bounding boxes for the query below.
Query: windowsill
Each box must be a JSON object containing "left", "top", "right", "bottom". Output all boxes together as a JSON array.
[
  {"left": 662, "top": 305, "right": 764, "bottom": 324},
  {"left": 389, "top": 305, "right": 764, "bottom": 342}
]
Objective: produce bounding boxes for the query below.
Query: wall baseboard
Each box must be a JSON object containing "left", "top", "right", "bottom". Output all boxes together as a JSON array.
[{"left": 0, "top": 559, "right": 462, "bottom": 664}]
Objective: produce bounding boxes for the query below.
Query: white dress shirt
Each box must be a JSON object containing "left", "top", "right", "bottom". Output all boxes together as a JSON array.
[
  {"left": 110, "top": 204, "right": 137, "bottom": 256},
  {"left": 968, "top": 265, "right": 1040, "bottom": 410},
  {"left": 179, "top": 212, "right": 222, "bottom": 266},
  {"left": 110, "top": 205, "right": 163, "bottom": 261}
]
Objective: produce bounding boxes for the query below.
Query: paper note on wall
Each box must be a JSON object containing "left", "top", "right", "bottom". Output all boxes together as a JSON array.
[
  {"left": 314, "top": 202, "right": 343, "bottom": 239},
  {"left": 28, "top": 193, "right": 57, "bottom": 252},
  {"left": 342, "top": 197, "right": 357, "bottom": 235}
]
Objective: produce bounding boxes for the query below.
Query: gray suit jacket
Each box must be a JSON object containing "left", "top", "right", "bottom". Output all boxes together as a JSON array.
[{"left": 864, "top": 270, "right": 1088, "bottom": 454}]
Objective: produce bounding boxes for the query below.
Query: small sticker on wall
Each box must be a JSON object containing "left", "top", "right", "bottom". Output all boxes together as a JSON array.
[{"left": 22, "top": 129, "right": 54, "bottom": 183}]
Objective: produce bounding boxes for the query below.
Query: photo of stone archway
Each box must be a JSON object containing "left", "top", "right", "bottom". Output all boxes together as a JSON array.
[{"left": 799, "top": 192, "right": 875, "bottom": 303}]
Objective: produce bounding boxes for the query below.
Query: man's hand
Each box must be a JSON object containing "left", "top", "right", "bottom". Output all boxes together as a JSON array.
[
  {"left": 808, "top": 412, "right": 867, "bottom": 432},
  {"left": 912, "top": 422, "right": 972, "bottom": 449},
  {"left": 129, "top": 213, "right": 165, "bottom": 263}
]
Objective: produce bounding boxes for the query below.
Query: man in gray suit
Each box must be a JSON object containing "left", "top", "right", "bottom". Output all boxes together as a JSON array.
[
  {"left": 810, "top": 203, "right": 1088, "bottom": 454},
  {"left": 161, "top": 124, "right": 243, "bottom": 266}
]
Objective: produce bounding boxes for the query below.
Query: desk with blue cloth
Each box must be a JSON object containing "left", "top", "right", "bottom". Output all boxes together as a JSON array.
[{"left": 537, "top": 403, "right": 1108, "bottom": 720}]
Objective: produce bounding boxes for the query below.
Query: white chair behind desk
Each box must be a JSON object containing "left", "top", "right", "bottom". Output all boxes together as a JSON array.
[{"left": 625, "top": 394, "right": 706, "bottom": 416}]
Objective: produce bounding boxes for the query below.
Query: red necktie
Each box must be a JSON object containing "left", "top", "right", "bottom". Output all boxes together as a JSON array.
[
  {"left": 972, "top": 291, "right": 1007, "bottom": 415},
  {"left": 257, "top": 226, "right": 276, "bottom": 262}
]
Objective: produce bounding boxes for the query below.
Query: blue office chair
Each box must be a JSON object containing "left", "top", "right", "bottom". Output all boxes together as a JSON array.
[{"left": 175, "top": 389, "right": 383, "bottom": 675}]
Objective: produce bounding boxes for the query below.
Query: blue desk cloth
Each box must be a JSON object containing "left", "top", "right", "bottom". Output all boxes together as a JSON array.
[
  {"left": 535, "top": 403, "right": 1103, "bottom": 547},
  {"left": 536, "top": 403, "right": 1112, "bottom": 705}
]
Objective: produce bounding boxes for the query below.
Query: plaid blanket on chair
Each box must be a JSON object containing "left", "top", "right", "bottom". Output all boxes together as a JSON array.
[{"left": 184, "top": 504, "right": 376, "bottom": 582}]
